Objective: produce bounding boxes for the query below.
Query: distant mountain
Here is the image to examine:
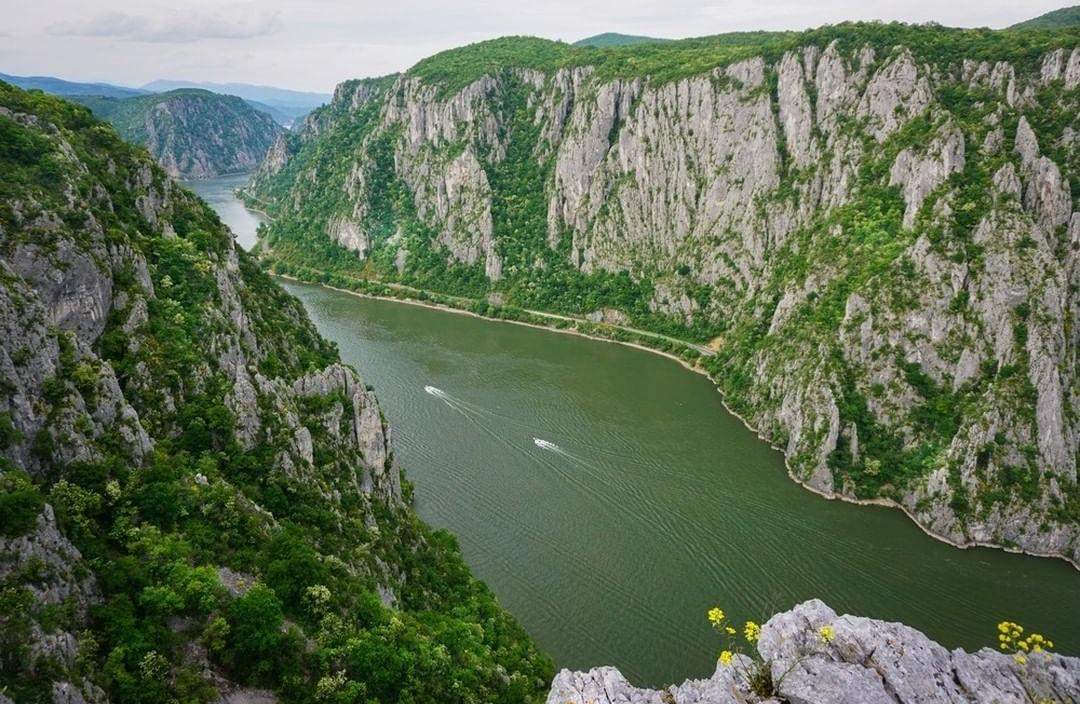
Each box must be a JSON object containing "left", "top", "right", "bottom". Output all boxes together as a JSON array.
[
  {"left": 69, "top": 89, "right": 282, "bottom": 179},
  {"left": 239, "top": 98, "right": 308, "bottom": 127},
  {"left": 1010, "top": 5, "right": 1080, "bottom": 29},
  {"left": 573, "top": 32, "right": 672, "bottom": 47},
  {"left": 0, "top": 72, "right": 145, "bottom": 99},
  {"left": 0, "top": 73, "right": 327, "bottom": 127},
  {"left": 142, "top": 79, "right": 329, "bottom": 124}
]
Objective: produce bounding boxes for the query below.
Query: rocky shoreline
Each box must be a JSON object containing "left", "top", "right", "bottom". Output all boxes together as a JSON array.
[
  {"left": 272, "top": 271, "right": 1080, "bottom": 572},
  {"left": 249, "top": 35, "right": 1080, "bottom": 566}
]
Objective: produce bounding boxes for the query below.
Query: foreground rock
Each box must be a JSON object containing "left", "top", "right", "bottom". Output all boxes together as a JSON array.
[{"left": 547, "top": 600, "right": 1080, "bottom": 703}]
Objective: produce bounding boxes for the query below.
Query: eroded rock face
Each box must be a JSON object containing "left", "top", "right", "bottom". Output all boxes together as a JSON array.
[
  {"left": 328, "top": 216, "right": 370, "bottom": 257},
  {"left": 1, "top": 87, "right": 409, "bottom": 701},
  {"left": 249, "top": 36, "right": 1079, "bottom": 563},
  {"left": 0, "top": 505, "right": 106, "bottom": 704},
  {"left": 547, "top": 661, "right": 753, "bottom": 704},
  {"left": 258, "top": 133, "right": 295, "bottom": 181},
  {"left": 291, "top": 363, "right": 401, "bottom": 502},
  {"left": 128, "top": 92, "right": 282, "bottom": 179},
  {"left": 0, "top": 505, "right": 98, "bottom": 615},
  {"left": 548, "top": 600, "right": 1080, "bottom": 704},
  {"left": 889, "top": 122, "right": 965, "bottom": 228}
]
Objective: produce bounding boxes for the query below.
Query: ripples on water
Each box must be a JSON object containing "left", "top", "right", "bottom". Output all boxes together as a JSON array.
[
  {"left": 281, "top": 281, "right": 1080, "bottom": 686},
  {"left": 189, "top": 176, "right": 1079, "bottom": 687}
]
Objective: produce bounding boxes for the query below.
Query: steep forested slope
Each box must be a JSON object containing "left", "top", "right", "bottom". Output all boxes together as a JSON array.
[
  {"left": 246, "top": 23, "right": 1080, "bottom": 564},
  {"left": 573, "top": 33, "right": 672, "bottom": 47},
  {"left": 141, "top": 81, "right": 330, "bottom": 127},
  {"left": 70, "top": 89, "right": 281, "bottom": 179},
  {"left": 0, "top": 83, "right": 551, "bottom": 703},
  {"left": 1011, "top": 5, "right": 1080, "bottom": 31}
]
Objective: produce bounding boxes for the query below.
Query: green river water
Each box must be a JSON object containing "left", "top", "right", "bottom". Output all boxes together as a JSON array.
[{"left": 189, "top": 175, "right": 1080, "bottom": 687}]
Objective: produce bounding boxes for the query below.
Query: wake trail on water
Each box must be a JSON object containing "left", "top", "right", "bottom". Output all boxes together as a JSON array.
[
  {"left": 425, "top": 386, "right": 690, "bottom": 550},
  {"left": 424, "top": 386, "right": 529, "bottom": 460},
  {"left": 531, "top": 436, "right": 692, "bottom": 545},
  {"left": 426, "top": 385, "right": 535, "bottom": 428},
  {"left": 529, "top": 433, "right": 799, "bottom": 588},
  {"left": 420, "top": 389, "right": 778, "bottom": 627},
  {"left": 421, "top": 389, "right": 670, "bottom": 624}
]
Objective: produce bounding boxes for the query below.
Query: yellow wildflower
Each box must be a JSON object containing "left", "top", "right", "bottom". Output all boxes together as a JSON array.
[
  {"left": 707, "top": 608, "right": 725, "bottom": 627},
  {"left": 1013, "top": 653, "right": 1027, "bottom": 666},
  {"left": 819, "top": 625, "right": 836, "bottom": 644},
  {"left": 744, "top": 621, "right": 761, "bottom": 644},
  {"left": 718, "top": 650, "right": 733, "bottom": 666},
  {"left": 725, "top": 626, "right": 736, "bottom": 636}
]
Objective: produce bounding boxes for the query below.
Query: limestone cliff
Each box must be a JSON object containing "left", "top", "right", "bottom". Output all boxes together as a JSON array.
[
  {"left": 68, "top": 89, "right": 282, "bottom": 179},
  {"left": 0, "top": 83, "right": 551, "bottom": 703},
  {"left": 248, "top": 25, "right": 1080, "bottom": 565}
]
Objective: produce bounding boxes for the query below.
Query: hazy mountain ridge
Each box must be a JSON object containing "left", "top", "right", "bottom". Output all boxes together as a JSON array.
[
  {"left": 142, "top": 80, "right": 329, "bottom": 126},
  {"left": 0, "top": 73, "right": 325, "bottom": 127},
  {"left": 141, "top": 79, "right": 329, "bottom": 110},
  {"left": 0, "top": 72, "right": 146, "bottom": 99},
  {"left": 246, "top": 22, "right": 1080, "bottom": 565}
]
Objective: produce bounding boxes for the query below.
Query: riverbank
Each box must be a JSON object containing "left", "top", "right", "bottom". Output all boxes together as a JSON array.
[
  {"left": 273, "top": 273, "right": 708, "bottom": 373},
  {"left": 270, "top": 264, "right": 1080, "bottom": 573}
]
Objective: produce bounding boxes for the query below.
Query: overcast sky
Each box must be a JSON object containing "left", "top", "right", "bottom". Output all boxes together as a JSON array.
[{"left": 0, "top": 0, "right": 1069, "bottom": 93}]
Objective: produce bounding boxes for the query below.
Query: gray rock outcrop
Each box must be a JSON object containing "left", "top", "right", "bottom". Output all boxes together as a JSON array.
[
  {"left": 1, "top": 87, "right": 409, "bottom": 702},
  {"left": 547, "top": 600, "right": 1080, "bottom": 704},
  {"left": 248, "top": 36, "right": 1080, "bottom": 566}
]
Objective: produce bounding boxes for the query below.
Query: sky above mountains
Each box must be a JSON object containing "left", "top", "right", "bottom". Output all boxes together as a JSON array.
[{"left": 0, "top": 0, "right": 1070, "bottom": 92}]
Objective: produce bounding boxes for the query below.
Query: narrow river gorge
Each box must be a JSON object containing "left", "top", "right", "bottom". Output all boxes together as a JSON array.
[{"left": 188, "top": 175, "right": 1080, "bottom": 687}]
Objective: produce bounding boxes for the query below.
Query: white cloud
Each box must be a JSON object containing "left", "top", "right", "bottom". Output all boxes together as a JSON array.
[
  {"left": 8, "top": 0, "right": 1071, "bottom": 92},
  {"left": 49, "top": 7, "right": 281, "bottom": 43}
]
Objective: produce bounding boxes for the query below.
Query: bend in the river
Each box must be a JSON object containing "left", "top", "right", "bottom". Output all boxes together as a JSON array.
[{"left": 193, "top": 174, "right": 1080, "bottom": 687}]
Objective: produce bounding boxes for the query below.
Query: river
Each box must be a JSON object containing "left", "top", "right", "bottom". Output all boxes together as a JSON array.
[
  {"left": 184, "top": 173, "right": 265, "bottom": 250},
  {"left": 191, "top": 173, "right": 1080, "bottom": 687}
]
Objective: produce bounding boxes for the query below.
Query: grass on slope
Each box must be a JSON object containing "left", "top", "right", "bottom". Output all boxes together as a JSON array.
[
  {"left": 407, "top": 22, "right": 1080, "bottom": 97},
  {"left": 572, "top": 32, "right": 673, "bottom": 47},
  {"left": 1010, "top": 5, "right": 1080, "bottom": 30}
]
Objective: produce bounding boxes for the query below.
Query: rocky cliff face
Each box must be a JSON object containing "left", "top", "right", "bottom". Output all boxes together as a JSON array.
[
  {"left": 0, "top": 84, "right": 550, "bottom": 703},
  {"left": 547, "top": 600, "right": 1080, "bottom": 704},
  {"left": 248, "top": 26, "right": 1080, "bottom": 565},
  {"left": 69, "top": 89, "right": 282, "bottom": 179}
]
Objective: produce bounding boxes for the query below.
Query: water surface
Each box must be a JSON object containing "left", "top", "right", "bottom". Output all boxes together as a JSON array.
[
  {"left": 195, "top": 174, "right": 1079, "bottom": 687},
  {"left": 282, "top": 280, "right": 1080, "bottom": 685},
  {"left": 183, "top": 173, "right": 264, "bottom": 250}
]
